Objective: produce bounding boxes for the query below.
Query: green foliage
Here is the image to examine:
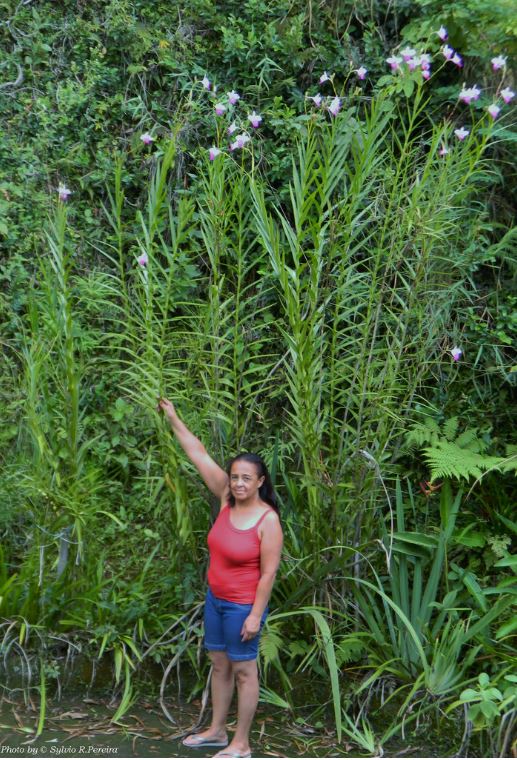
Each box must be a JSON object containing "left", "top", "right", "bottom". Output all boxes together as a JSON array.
[
  {"left": 450, "top": 671, "right": 517, "bottom": 729},
  {"left": 423, "top": 440, "right": 517, "bottom": 482},
  {"left": 403, "top": 0, "right": 517, "bottom": 59},
  {"left": 407, "top": 415, "right": 517, "bottom": 481},
  {"left": 0, "top": 0, "right": 515, "bottom": 748},
  {"left": 350, "top": 480, "right": 515, "bottom": 701}
]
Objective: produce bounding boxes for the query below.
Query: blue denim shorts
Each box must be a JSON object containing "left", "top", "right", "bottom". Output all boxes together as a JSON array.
[{"left": 204, "top": 587, "right": 268, "bottom": 661}]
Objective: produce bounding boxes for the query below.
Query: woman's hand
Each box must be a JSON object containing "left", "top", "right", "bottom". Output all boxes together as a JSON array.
[
  {"left": 158, "top": 397, "right": 176, "bottom": 419},
  {"left": 157, "top": 400, "right": 228, "bottom": 499},
  {"left": 241, "top": 614, "right": 261, "bottom": 641}
]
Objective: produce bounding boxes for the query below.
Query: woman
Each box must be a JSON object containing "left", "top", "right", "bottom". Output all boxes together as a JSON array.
[{"left": 158, "top": 398, "right": 283, "bottom": 759}]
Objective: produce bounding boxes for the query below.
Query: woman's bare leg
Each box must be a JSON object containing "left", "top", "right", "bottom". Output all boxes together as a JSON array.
[
  {"left": 214, "top": 659, "right": 258, "bottom": 756},
  {"left": 209, "top": 651, "right": 235, "bottom": 732},
  {"left": 183, "top": 651, "right": 234, "bottom": 745}
]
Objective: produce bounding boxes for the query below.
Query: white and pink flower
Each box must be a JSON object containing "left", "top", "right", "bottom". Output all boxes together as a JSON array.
[
  {"left": 491, "top": 55, "right": 507, "bottom": 71},
  {"left": 209, "top": 147, "right": 221, "bottom": 160},
  {"left": 57, "top": 183, "right": 72, "bottom": 202},
  {"left": 501, "top": 87, "right": 515, "bottom": 104},
  {"left": 401, "top": 46, "right": 416, "bottom": 62},
  {"left": 328, "top": 97, "right": 341, "bottom": 117},
  {"left": 459, "top": 85, "right": 481, "bottom": 104},
  {"left": 487, "top": 104, "right": 501, "bottom": 120},
  {"left": 308, "top": 93, "right": 323, "bottom": 106},
  {"left": 247, "top": 111, "right": 262, "bottom": 128},
  {"left": 230, "top": 133, "right": 251, "bottom": 150},
  {"left": 450, "top": 346, "right": 462, "bottom": 361},
  {"left": 454, "top": 127, "right": 469, "bottom": 141},
  {"left": 386, "top": 55, "right": 403, "bottom": 71}
]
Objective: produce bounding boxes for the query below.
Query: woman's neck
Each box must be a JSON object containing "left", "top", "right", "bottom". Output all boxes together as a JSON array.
[{"left": 233, "top": 497, "right": 265, "bottom": 510}]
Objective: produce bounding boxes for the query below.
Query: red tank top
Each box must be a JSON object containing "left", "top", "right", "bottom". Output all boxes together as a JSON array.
[{"left": 207, "top": 505, "right": 273, "bottom": 604}]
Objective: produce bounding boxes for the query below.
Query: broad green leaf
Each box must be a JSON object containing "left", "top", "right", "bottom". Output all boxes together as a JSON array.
[
  {"left": 393, "top": 531, "right": 438, "bottom": 548},
  {"left": 496, "top": 616, "right": 517, "bottom": 639},
  {"left": 494, "top": 555, "right": 517, "bottom": 568}
]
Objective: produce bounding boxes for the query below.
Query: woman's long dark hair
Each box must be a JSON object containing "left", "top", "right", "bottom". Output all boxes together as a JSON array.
[{"left": 227, "top": 452, "right": 280, "bottom": 517}]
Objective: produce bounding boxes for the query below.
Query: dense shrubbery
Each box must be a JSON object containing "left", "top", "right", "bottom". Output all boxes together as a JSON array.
[{"left": 1, "top": 0, "right": 516, "bottom": 754}]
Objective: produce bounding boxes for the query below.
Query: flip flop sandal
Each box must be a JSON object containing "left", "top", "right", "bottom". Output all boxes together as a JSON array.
[
  {"left": 182, "top": 734, "right": 228, "bottom": 747},
  {"left": 213, "top": 752, "right": 252, "bottom": 758}
]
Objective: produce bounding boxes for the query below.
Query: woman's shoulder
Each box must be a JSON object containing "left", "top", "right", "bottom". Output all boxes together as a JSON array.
[
  {"left": 258, "top": 506, "right": 282, "bottom": 535},
  {"left": 262, "top": 507, "right": 280, "bottom": 522},
  {"left": 254, "top": 502, "right": 277, "bottom": 519}
]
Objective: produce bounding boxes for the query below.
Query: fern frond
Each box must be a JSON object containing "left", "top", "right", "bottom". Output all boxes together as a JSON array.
[
  {"left": 259, "top": 623, "right": 284, "bottom": 666},
  {"left": 406, "top": 417, "right": 441, "bottom": 449},
  {"left": 497, "top": 454, "right": 517, "bottom": 475},
  {"left": 455, "top": 429, "right": 488, "bottom": 453},
  {"left": 335, "top": 633, "right": 370, "bottom": 666},
  {"left": 442, "top": 416, "right": 459, "bottom": 441},
  {"left": 423, "top": 441, "right": 516, "bottom": 482}
]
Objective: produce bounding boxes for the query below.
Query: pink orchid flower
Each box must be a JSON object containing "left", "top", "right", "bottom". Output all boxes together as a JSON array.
[
  {"left": 228, "top": 90, "right": 240, "bottom": 105},
  {"left": 437, "top": 26, "right": 448, "bottom": 41},
  {"left": 319, "top": 71, "right": 331, "bottom": 84},
  {"left": 407, "top": 57, "right": 418, "bottom": 71},
  {"left": 231, "top": 133, "right": 251, "bottom": 150},
  {"left": 227, "top": 122, "right": 237, "bottom": 135},
  {"left": 57, "top": 183, "right": 72, "bottom": 202},
  {"left": 422, "top": 68, "right": 431, "bottom": 80},
  {"left": 215, "top": 103, "right": 226, "bottom": 116},
  {"left": 386, "top": 55, "right": 403, "bottom": 71},
  {"left": 420, "top": 54, "right": 432, "bottom": 69},
  {"left": 487, "top": 104, "right": 501, "bottom": 119},
  {"left": 491, "top": 56, "right": 506, "bottom": 71},
  {"left": 247, "top": 111, "right": 262, "bottom": 128},
  {"left": 356, "top": 66, "right": 367, "bottom": 80},
  {"left": 442, "top": 45, "right": 454, "bottom": 61},
  {"left": 501, "top": 87, "right": 515, "bottom": 104},
  {"left": 450, "top": 346, "right": 462, "bottom": 361},
  {"left": 140, "top": 132, "right": 154, "bottom": 145},
  {"left": 209, "top": 147, "right": 221, "bottom": 160},
  {"left": 137, "top": 252, "right": 148, "bottom": 267},
  {"left": 438, "top": 145, "right": 449, "bottom": 156},
  {"left": 308, "top": 93, "right": 323, "bottom": 106},
  {"left": 201, "top": 75, "right": 211, "bottom": 90},
  {"left": 452, "top": 53, "right": 463, "bottom": 67},
  {"left": 454, "top": 127, "right": 469, "bottom": 141},
  {"left": 328, "top": 97, "right": 341, "bottom": 117},
  {"left": 400, "top": 46, "right": 416, "bottom": 62},
  {"left": 459, "top": 85, "right": 481, "bottom": 104}
]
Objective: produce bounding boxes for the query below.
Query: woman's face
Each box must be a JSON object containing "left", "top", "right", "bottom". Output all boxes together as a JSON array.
[{"left": 229, "top": 461, "right": 265, "bottom": 502}]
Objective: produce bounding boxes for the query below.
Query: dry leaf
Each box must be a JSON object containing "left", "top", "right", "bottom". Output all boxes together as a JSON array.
[{"left": 55, "top": 711, "right": 89, "bottom": 720}]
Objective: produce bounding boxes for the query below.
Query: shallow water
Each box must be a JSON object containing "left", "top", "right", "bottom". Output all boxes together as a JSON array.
[{"left": 0, "top": 656, "right": 481, "bottom": 758}]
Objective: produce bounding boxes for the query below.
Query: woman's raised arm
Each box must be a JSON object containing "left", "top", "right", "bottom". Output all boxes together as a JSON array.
[{"left": 158, "top": 398, "right": 229, "bottom": 500}]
